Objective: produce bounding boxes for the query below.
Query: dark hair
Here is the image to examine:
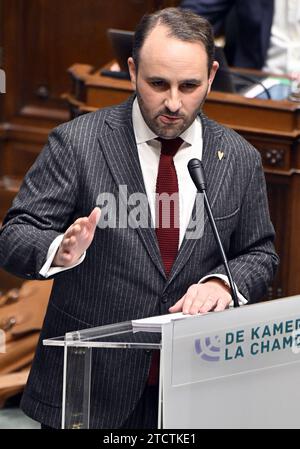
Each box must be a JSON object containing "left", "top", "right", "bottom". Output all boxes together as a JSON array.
[{"left": 132, "top": 7, "right": 215, "bottom": 74}]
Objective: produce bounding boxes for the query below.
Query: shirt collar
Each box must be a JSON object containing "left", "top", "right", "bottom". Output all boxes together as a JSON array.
[{"left": 132, "top": 97, "right": 201, "bottom": 147}]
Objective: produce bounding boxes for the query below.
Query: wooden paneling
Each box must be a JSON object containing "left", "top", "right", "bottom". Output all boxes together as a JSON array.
[
  {"left": 0, "top": 0, "right": 180, "bottom": 175},
  {"left": 0, "top": 176, "right": 22, "bottom": 291},
  {"left": 1, "top": 0, "right": 179, "bottom": 124}
]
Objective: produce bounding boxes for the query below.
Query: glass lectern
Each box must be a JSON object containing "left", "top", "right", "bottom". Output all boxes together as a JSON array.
[
  {"left": 44, "top": 296, "right": 300, "bottom": 429},
  {"left": 43, "top": 321, "right": 162, "bottom": 429}
]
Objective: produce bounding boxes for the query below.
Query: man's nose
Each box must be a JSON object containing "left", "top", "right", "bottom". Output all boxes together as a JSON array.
[{"left": 164, "top": 89, "right": 182, "bottom": 113}]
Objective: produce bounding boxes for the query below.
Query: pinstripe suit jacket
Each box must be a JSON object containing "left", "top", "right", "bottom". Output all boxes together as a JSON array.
[{"left": 0, "top": 96, "right": 278, "bottom": 428}]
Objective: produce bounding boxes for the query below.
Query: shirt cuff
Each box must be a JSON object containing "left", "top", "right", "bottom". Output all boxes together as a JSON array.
[
  {"left": 199, "top": 274, "right": 248, "bottom": 307},
  {"left": 39, "top": 234, "right": 86, "bottom": 278}
]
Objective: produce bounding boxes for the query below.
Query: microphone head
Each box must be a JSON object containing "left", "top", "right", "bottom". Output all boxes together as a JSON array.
[
  {"left": 188, "top": 158, "right": 202, "bottom": 170},
  {"left": 188, "top": 158, "right": 206, "bottom": 192}
]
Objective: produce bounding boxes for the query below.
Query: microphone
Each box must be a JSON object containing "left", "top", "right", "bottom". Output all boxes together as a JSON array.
[{"left": 188, "top": 158, "right": 240, "bottom": 308}]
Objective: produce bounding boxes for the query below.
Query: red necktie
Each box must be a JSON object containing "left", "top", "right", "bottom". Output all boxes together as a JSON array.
[
  {"left": 155, "top": 137, "right": 182, "bottom": 276},
  {"left": 147, "top": 137, "right": 183, "bottom": 386}
]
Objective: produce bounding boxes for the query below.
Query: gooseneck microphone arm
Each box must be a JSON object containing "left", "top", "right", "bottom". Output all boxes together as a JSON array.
[{"left": 188, "top": 158, "right": 240, "bottom": 308}]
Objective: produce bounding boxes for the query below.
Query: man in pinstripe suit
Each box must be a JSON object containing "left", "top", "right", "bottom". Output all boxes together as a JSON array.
[{"left": 0, "top": 8, "right": 278, "bottom": 428}]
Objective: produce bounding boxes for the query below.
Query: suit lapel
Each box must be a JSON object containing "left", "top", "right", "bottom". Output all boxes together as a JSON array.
[
  {"left": 166, "top": 114, "right": 231, "bottom": 287},
  {"left": 98, "top": 99, "right": 166, "bottom": 278},
  {"left": 97, "top": 101, "right": 232, "bottom": 286}
]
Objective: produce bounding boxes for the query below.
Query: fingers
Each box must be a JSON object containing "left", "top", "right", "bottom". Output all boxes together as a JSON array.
[
  {"left": 169, "top": 296, "right": 185, "bottom": 313},
  {"left": 65, "top": 221, "right": 85, "bottom": 239},
  {"left": 53, "top": 208, "right": 101, "bottom": 267},
  {"left": 56, "top": 250, "right": 72, "bottom": 264},
  {"left": 65, "top": 207, "right": 101, "bottom": 239},
  {"left": 55, "top": 234, "right": 78, "bottom": 265},
  {"left": 181, "top": 284, "right": 201, "bottom": 314},
  {"left": 53, "top": 242, "right": 73, "bottom": 266},
  {"left": 214, "top": 296, "right": 231, "bottom": 312},
  {"left": 65, "top": 218, "right": 89, "bottom": 238},
  {"left": 61, "top": 235, "right": 77, "bottom": 251},
  {"left": 89, "top": 207, "right": 101, "bottom": 227},
  {"left": 169, "top": 282, "right": 232, "bottom": 315}
]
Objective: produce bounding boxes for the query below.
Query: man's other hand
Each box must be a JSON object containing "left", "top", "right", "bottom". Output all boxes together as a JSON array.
[
  {"left": 169, "top": 279, "right": 232, "bottom": 314},
  {"left": 52, "top": 207, "right": 101, "bottom": 267}
]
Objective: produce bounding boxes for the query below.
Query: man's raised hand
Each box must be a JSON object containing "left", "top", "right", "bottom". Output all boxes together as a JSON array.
[{"left": 53, "top": 207, "right": 101, "bottom": 267}]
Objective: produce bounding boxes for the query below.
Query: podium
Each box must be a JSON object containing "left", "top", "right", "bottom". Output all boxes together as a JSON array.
[{"left": 44, "top": 295, "right": 300, "bottom": 429}]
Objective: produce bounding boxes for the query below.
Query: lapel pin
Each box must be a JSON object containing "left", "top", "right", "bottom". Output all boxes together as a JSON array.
[{"left": 217, "top": 151, "right": 224, "bottom": 160}]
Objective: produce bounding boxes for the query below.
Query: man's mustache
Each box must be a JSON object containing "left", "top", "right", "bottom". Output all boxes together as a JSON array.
[{"left": 156, "top": 110, "right": 185, "bottom": 118}]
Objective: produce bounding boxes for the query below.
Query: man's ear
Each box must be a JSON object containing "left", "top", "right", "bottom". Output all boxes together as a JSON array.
[
  {"left": 207, "top": 61, "right": 219, "bottom": 94},
  {"left": 128, "top": 57, "right": 137, "bottom": 90}
]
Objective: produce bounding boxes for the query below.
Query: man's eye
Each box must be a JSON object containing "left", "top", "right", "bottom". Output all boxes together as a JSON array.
[
  {"left": 181, "top": 83, "right": 198, "bottom": 91},
  {"left": 150, "top": 81, "right": 165, "bottom": 88}
]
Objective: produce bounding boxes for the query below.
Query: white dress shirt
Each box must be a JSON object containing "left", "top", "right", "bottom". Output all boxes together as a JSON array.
[
  {"left": 264, "top": 0, "right": 300, "bottom": 74},
  {"left": 132, "top": 98, "right": 201, "bottom": 247},
  {"left": 40, "top": 99, "right": 246, "bottom": 306}
]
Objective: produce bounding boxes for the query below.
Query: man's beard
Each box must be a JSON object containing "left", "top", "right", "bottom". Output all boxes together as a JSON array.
[{"left": 136, "top": 89, "right": 208, "bottom": 139}]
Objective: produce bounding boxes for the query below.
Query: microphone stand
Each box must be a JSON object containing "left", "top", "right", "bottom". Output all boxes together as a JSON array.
[{"left": 188, "top": 159, "right": 240, "bottom": 308}]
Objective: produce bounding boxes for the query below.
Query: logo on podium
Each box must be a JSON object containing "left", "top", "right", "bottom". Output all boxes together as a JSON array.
[{"left": 195, "top": 335, "right": 221, "bottom": 362}]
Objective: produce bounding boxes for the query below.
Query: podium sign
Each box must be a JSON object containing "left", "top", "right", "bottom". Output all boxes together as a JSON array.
[
  {"left": 161, "top": 295, "right": 300, "bottom": 428},
  {"left": 43, "top": 295, "right": 300, "bottom": 428}
]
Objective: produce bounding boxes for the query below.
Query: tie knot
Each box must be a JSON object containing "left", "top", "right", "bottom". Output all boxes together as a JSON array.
[{"left": 157, "top": 137, "right": 183, "bottom": 157}]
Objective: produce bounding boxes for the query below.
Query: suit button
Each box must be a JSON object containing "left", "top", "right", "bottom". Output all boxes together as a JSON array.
[{"left": 161, "top": 294, "right": 168, "bottom": 304}]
